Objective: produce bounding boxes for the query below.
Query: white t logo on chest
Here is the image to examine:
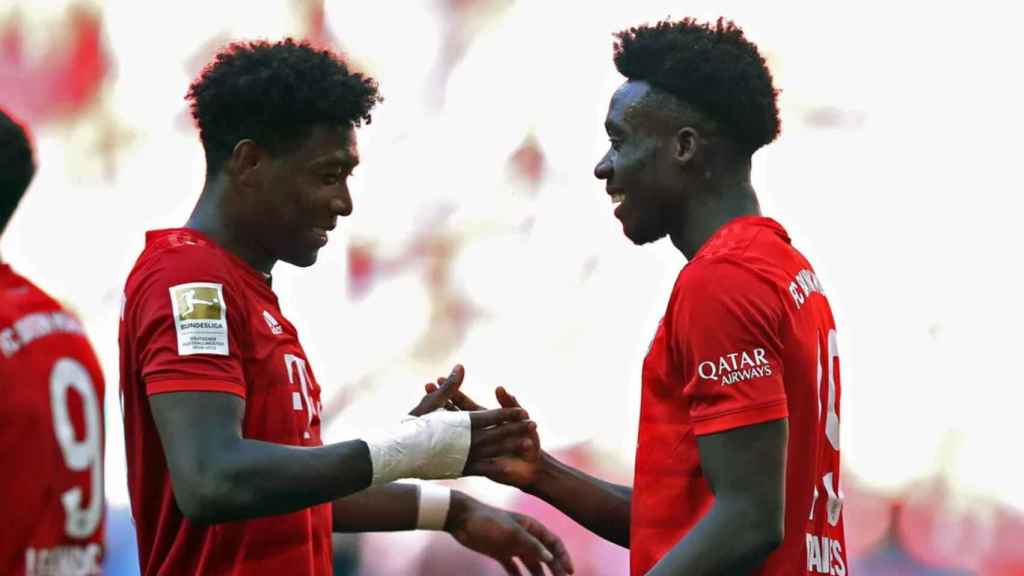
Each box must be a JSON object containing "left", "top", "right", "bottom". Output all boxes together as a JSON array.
[{"left": 284, "top": 353, "right": 319, "bottom": 439}]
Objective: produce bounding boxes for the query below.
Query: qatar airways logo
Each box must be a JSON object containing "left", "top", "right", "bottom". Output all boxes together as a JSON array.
[{"left": 697, "top": 348, "right": 774, "bottom": 386}]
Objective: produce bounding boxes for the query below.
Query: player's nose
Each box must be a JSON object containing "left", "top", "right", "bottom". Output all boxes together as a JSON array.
[
  {"left": 331, "top": 192, "right": 352, "bottom": 218},
  {"left": 594, "top": 152, "right": 613, "bottom": 181}
]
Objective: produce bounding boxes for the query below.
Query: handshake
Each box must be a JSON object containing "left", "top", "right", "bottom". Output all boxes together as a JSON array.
[
  {"left": 358, "top": 364, "right": 566, "bottom": 575},
  {"left": 364, "top": 364, "right": 542, "bottom": 489}
]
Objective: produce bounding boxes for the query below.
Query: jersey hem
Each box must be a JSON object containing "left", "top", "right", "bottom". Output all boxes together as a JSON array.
[
  {"left": 692, "top": 398, "right": 788, "bottom": 436},
  {"left": 146, "top": 378, "right": 246, "bottom": 398}
]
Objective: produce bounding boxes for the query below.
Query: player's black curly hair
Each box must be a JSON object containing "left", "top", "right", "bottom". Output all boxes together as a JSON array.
[
  {"left": 0, "top": 108, "right": 36, "bottom": 231},
  {"left": 187, "top": 38, "right": 382, "bottom": 172},
  {"left": 613, "top": 18, "right": 780, "bottom": 155}
]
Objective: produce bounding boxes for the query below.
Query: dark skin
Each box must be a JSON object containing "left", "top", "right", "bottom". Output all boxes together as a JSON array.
[
  {"left": 154, "top": 126, "right": 575, "bottom": 575},
  {"left": 429, "top": 80, "right": 787, "bottom": 574},
  {"left": 597, "top": 81, "right": 762, "bottom": 259}
]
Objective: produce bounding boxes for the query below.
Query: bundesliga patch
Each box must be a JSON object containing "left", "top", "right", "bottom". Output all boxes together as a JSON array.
[{"left": 169, "top": 282, "right": 228, "bottom": 355}]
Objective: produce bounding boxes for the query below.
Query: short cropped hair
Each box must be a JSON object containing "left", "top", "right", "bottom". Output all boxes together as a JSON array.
[
  {"left": 186, "top": 39, "right": 382, "bottom": 171},
  {"left": 613, "top": 18, "right": 781, "bottom": 154}
]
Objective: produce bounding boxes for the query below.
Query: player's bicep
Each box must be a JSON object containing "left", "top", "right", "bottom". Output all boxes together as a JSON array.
[
  {"left": 696, "top": 418, "right": 787, "bottom": 532},
  {"left": 148, "top": 391, "right": 245, "bottom": 508}
]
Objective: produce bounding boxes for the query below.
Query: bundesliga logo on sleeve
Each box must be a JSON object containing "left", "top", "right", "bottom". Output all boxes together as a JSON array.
[
  {"left": 169, "top": 283, "right": 228, "bottom": 355},
  {"left": 697, "top": 348, "right": 774, "bottom": 386}
]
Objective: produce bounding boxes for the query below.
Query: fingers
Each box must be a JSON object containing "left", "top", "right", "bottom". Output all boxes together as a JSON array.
[
  {"left": 499, "top": 559, "right": 522, "bottom": 576},
  {"left": 510, "top": 531, "right": 554, "bottom": 576},
  {"left": 451, "top": 389, "right": 487, "bottom": 411},
  {"left": 471, "top": 421, "right": 536, "bottom": 458},
  {"left": 520, "top": 559, "right": 546, "bottom": 576},
  {"left": 462, "top": 458, "right": 507, "bottom": 478},
  {"left": 446, "top": 364, "right": 465, "bottom": 386},
  {"left": 496, "top": 386, "right": 522, "bottom": 409},
  {"left": 516, "top": 515, "right": 574, "bottom": 575},
  {"left": 421, "top": 368, "right": 463, "bottom": 408},
  {"left": 469, "top": 407, "right": 528, "bottom": 429},
  {"left": 437, "top": 366, "right": 464, "bottom": 399},
  {"left": 473, "top": 436, "right": 534, "bottom": 460}
]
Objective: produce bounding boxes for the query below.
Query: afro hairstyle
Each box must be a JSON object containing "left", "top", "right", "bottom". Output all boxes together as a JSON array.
[
  {"left": 186, "top": 38, "right": 381, "bottom": 171},
  {"left": 613, "top": 18, "right": 780, "bottom": 155}
]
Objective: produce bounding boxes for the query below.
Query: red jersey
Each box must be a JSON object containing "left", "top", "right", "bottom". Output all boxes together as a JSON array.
[
  {"left": 118, "top": 229, "right": 331, "bottom": 575},
  {"left": 631, "top": 217, "right": 846, "bottom": 575},
  {"left": 0, "top": 264, "right": 105, "bottom": 576}
]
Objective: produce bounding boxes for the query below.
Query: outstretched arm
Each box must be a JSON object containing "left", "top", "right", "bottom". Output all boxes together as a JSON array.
[
  {"left": 148, "top": 366, "right": 529, "bottom": 524},
  {"left": 430, "top": 383, "right": 632, "bottom": 547},
  {"left": 150, "top": 390, "right": 371, "bottom": 522},
  {"left": 331, "top": 483, "right": 574, "bottom": 575},
  {"left": 522, "top": 451, "right": 632, "bottom": 547}
]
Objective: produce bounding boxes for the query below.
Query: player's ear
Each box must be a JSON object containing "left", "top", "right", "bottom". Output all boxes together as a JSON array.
[
  {"left": 229, "top": 139, "right": 266, "bottom": 190},
  {"left": 672, "top": 127, "right": 700, "bottom": 167}
]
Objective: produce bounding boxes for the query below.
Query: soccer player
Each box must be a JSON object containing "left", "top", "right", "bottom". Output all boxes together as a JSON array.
[
  {"left": 118, "top": 40, "right": 572, "bottom": 575},
  {"left": 431, "top": 18, "right": 847, "bottom": 575},
  {"left": 0, "top": 109, "right": 106, "bottom": 575}
]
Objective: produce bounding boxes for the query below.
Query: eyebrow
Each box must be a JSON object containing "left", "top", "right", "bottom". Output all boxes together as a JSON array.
[
  {"left": 310, "top": 155, "right": 360, "bottom": 170},
  {"left": 605, "top": 120, "right": 625, "bottom": 135}
]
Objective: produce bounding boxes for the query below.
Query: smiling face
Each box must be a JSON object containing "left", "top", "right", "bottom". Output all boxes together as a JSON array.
[
  {"left": 594, "top": 81, "right": 688, "bottom": 245},
  {"left": 239, "top": 124, "right": 359, "bottom": 268}
]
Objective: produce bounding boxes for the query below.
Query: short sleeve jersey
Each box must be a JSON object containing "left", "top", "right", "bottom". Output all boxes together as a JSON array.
[
  {"left": 630, "top": 217, "right": 847, "bottom": 575},
  {"left": 118, "top": 229, "right": 331, "bottom": 576},
  {"left": 0, "top": 264, "right": 106, "bottom": 576}
]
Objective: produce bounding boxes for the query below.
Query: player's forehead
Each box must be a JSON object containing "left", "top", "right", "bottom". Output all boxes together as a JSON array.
[
  {"left": 605, "top": 80, "right": 652, "bottom": 134},
  {"left": 296, "top": 124, "right": 360, "bottom": 168}
]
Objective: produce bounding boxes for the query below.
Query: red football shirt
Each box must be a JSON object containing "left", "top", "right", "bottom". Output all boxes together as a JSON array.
[
  {"left": 119, "top": 229, "right": 332, "bottom": 575},
  {"left": 631, "top": 217, "right": 847, "bottom": 575},
  {"left": 0, "top": 264, "right": 106, "bottom": 576}
]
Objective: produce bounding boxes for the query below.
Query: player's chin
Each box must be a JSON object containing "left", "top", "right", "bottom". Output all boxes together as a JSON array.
[
  {"left": 622, "top": 221, "right": 664, "bottom": 246},
  {"left": 283, "top": 248, "right": 320, "bottom": 268}
]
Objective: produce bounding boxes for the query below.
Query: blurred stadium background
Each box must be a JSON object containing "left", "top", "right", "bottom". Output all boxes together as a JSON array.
[{"left": 2, "top": 0, "right": 1023, "bottom": 574}]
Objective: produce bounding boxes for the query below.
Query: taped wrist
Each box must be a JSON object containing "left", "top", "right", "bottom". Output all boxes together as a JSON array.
[
  {"left": 416, "top": 483, "right": 452, "bottom": 530},
  {"left": 363, "top": 410, "right": 472, "bottom": 485}
]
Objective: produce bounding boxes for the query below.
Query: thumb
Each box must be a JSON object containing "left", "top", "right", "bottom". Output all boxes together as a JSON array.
[
  {"left": 447, "top": 364, "right": 465, "bottom": 386},
  {"left": 495, "top": 387, "right": 521, "bottom": 409},
  {"left": 435, "top": 365, "right": 465, "bottom": 400}
]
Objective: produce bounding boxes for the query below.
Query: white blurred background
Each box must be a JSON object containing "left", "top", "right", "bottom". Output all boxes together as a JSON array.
[{"left": 2, "top": 0, "right": 1022, "bottom": 573}]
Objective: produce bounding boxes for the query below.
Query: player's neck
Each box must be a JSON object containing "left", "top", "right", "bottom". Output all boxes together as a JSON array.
[
  {"left": 669, "top": 172, "right": 761, "bottom": 260},
  {"left": 186, "top": 180, "right": 277, "bottom": 275}
]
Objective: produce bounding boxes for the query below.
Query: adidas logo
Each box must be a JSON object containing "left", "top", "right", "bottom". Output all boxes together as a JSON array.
[{"left": 263, "top": 310, "right": 283, "bottom": 335}]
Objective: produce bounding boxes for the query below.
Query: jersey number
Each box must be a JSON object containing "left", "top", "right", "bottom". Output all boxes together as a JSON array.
[
  {"left": 809, "top": 329, "right": 842, "bottom": 526},
  {"left": 284, "top": 354, "right": 319, "bottom": 440},
  {"left": 49, "top": 358, "right": 103, "bottom": 538}
]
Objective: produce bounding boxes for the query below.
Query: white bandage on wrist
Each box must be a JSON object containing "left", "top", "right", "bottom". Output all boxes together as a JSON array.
[
  {"left": 363, "top": 410, "right": 472, "bottom": 485},
  {"left": 416, "top": 483, "right": 452, "bottom": 530}
]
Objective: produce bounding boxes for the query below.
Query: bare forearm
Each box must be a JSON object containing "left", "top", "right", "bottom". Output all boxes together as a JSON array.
[
  {"left": 191, "top": 438, "right": 372, "bottom": 523},
  {"left": 331, "top": 483, "right": 419, "bottom": 532},
  {"left": 526, "top": 452, "right": 631, "bottom": 547},
  {"left": 646, "top": 500, "right": 781, "bottom": 575}
]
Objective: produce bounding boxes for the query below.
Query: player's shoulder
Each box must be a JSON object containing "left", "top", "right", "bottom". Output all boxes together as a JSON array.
[
  {"left": 681, "top": 217, "right": 798, "bottom": 294},
  {"left": 0, "top": 264, "right": 63, "bottom": 323},
  {"left": 0, "top": 266, "right": 92, "bottom": 361},
  {"left": 127, "top": 229, "right": 238, "bottom": 294},
  {"left": 678, "top": 257, "right": 775, "bottom": 303}
]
